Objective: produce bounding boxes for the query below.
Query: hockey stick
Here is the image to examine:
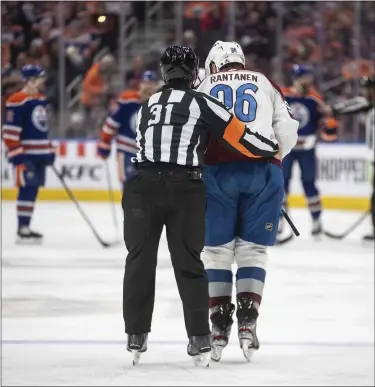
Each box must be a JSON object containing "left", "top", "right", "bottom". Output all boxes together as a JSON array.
[
  {"left": 52, "top": 165, "right": 116, "bottom": 248},
  {"left": 281, "top": 208, "right": 300, "bottom": 236},
  {"left": 275, "top": 233, "right": 294, "bottom": 245},
  {"left": 104, "top": 159, "right": 120, "bottom": 234},
  {"left": 324, "top": 211, "right": 370, "bottom": 240},
  {"left": 275, "top": 208, "right": 300, "bottom": 245}
]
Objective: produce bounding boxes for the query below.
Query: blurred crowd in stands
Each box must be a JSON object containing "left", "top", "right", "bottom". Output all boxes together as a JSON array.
[{"left": 2, "top": 1, "right": 374, "bottom": 140}]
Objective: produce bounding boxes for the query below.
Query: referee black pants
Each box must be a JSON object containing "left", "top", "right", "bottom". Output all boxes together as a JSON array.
[{"left": 122, "top": 163, "right": 210, "bottom": 338}]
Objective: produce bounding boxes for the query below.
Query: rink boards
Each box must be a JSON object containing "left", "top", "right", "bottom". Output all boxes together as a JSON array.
[{"left": 1, "top": 141, "right": 373, "bottom": 210}]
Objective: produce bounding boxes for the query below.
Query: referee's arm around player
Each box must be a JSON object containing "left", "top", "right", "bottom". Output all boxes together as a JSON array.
[{"left": 122, "top": 45, "right": 279, "bottom": 362}]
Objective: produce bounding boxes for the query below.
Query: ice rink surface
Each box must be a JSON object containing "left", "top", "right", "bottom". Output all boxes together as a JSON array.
[{"left": 1, "top": 201, "right": 374, "bottom": 386}]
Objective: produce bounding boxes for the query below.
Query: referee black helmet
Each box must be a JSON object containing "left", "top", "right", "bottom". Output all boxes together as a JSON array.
[{"left": 160, "top": 45, "right": 199, "bottom": 85}]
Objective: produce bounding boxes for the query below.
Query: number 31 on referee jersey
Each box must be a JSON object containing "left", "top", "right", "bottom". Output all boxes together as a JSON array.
[
  {"left": 210, "top": 83, "right": 258, "bottom": 123},
  {"left": 148, "top": 104, "right": 174, "bottom": 126}
]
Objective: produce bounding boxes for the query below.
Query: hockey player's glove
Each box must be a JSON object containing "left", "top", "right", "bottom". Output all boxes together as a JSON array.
[
  {"left": 44, "top": 150, "right": 56, "bottom": 166},
  {"left": 321, "top": 117, "right": 338, "bottom": 142},
  {"left": 97, "top": 140, "right": 111, "bottom": 159}
]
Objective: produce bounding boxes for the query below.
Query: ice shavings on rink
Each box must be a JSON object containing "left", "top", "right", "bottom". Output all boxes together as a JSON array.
[{"left": 1, "top": 202, "right": 374, "bottom": 386}]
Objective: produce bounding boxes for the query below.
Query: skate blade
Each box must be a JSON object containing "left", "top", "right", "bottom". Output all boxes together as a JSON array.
[
  {"left": 16, "top": 237, "right": 43, "bottom": 245},
  {"left": 193, "top": 352, "right": 210, "bottom": 367},
  {"left": 362, "top": 239, "right": 374, "bottom": 245},
  {"left": 211, "top": 345, "right": 224, "bottom": 362},
  {"left": 132, "top": 350, "right": 142, "bottom": 366},
  {"left": 240, "top": 339, "right": 256, "bottom": 362},
  {"left": 312, "top": 233, "right": 323, "bottom": 241}
]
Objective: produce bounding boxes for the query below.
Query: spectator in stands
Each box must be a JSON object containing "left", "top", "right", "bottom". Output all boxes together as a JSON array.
[
  {"left": 148, "top": 28, "right": 177, "bottom": 74},
  {"left": 81, "top": 54, "right": 116, "bottom": 108},
  {"left": 182, "top": 30, "right": 205, "bottom": 65},
  {"left": 201, "top": 2, "right": 225, "bottom": 33},
  {"left": 125, "top": 54, "right": 145, "bottom": 90},
  {"left": 80, "top": 54, "right": 116, "bottom": 135},
  {"left": 64, "top": 19, "right": 100, "bottom": 71}
]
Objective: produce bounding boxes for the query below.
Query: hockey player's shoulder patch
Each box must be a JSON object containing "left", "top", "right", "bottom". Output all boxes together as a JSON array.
[
  {"left": 118, "top": 90, "right": 140, "bottom": 104},
  {"left": 6, "top": 91, "right": 29, "bottom": 106},
  {"left": 6, "top": 92, "right": 46, "bottom": 107}
]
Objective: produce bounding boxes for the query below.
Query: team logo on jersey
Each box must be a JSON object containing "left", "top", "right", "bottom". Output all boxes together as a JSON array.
[
  {"left": 290, "top": 102, "right": 310, "bottom": 128},
  {"left": 265, "top": 222, "right": 273, "bottom": 231},
  {"left": 31, "top": 105, "right": 48, "bottom": 132}
]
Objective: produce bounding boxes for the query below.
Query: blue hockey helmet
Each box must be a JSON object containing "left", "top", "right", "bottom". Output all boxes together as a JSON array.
[
  {"left": 141, "top": 70, "right": 158, "bottom": 82},
  {"left": 291, "top": 64, "right": 313, "bottom": 80},
  {"left": 21, "top": 64, "right": 45, "bottom": 81}
]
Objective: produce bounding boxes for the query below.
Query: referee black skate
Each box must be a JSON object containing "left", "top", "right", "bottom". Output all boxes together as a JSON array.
[{"left": 122, "top": 45, "right": 279, "bottom": 366}]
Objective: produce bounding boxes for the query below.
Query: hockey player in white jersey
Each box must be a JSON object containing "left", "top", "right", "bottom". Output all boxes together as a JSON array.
[{"left": 197, "top": 41, "right": 299, "bottom": 361}]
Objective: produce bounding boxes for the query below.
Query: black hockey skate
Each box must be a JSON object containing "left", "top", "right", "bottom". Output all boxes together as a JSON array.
[
  {"left": 210, "top": 303, "right": 235, "bottom": 362},
  {"left": 127, "top": 333, "right": 148, "bottom": 365},
  {"left": 237, "top": 296, "right": 260, "bottom": 362},
  {"left": 362, "top": 233, "right": 375, "bottom": 243},
  {"left": 16, "top": 227, "right": 43, "bottom": 245},
  {"left": 187, "top": 334, "right": 211, "bottom": 367}
]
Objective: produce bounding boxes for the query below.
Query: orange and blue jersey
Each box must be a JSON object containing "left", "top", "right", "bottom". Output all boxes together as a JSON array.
[
  {"left": 98, "top": 89, "right": 141, "bottom": 183},
  {"left": 99, "top": 90, "right": 140, "bottom": 156},
  {"left": 282, "top": 87, "right": 338, "bottom": 150},
  {"left": 2, "top": 91, "right": 54, "bottom": 159}
]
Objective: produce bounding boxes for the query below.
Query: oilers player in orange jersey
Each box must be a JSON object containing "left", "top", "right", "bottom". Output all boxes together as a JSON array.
[
  {"left": 2, "top": 65, "right": 55, "bottom": 244},
  {"left": 280, "top": 65, "right": 338, "bottom": 238},
  {"left": 97, "top": 71, "right": 158, "bottom": 190}
]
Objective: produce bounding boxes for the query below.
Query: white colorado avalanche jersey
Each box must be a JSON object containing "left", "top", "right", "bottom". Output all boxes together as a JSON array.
[{"left": 197, "top": 69, "right": 299, "bottom": 157}]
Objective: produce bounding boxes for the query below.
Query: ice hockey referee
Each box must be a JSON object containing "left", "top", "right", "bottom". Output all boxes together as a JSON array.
[
  {"left": 331, "top": 76, "right": 374, "bottom": 242},
  {"left": 122, "top": 45, "right": 279, "bottom": 366}
]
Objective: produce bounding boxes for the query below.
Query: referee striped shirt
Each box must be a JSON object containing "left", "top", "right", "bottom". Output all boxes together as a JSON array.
[{"left": 135, "top": 87, "right": 278, "bottom": 167}]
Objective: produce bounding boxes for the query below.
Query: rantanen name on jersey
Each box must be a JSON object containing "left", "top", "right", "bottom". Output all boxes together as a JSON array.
[{"left": 210, "top": 72, "right": 258, "bottom": 84}]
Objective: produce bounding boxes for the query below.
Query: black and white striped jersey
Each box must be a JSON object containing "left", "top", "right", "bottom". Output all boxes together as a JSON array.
[
  {"left": 135, "top": 87, "right": 279, "bottom": 167},
  {"left": 333, "top": 97, "right": 374, "bottom": 160}
]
